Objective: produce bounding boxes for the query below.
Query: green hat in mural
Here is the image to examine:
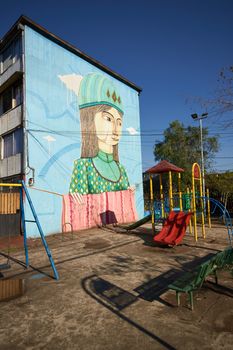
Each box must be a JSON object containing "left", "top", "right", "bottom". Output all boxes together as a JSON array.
[{"left": 78, "top": 73, "right": 123, "bottom": 114}]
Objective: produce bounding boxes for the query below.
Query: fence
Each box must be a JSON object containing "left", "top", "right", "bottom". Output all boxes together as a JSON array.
[{"left": 0, "top": 186, "right": 21, "bottom": 238}]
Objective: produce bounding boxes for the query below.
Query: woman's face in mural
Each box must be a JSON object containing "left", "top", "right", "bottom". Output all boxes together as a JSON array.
[{"left": 95, "top": 107, "right": 123, "bottom": 148}]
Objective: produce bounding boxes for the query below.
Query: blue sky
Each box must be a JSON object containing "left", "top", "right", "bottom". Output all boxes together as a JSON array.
[{"left": 1, "top": 0, "right": 233, "bottom": 172}]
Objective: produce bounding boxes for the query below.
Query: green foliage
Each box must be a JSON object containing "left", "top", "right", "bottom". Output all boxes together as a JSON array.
[
  {"left": 206, "top": 172, "right": 233, "bottom": 210},
  {"left": 206, "top": 172, "right": 233, "bottom": 194},
  {"left": 154, "top": 120, "right": 219, "bottom": 186}
]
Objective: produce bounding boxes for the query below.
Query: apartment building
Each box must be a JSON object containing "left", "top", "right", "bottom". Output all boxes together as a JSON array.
[
  {"left": 0, "top": 16, "right": 143, "bottom": 236},
  {"left": 0, "top": 29, "right": 23, "bottom": 181}
]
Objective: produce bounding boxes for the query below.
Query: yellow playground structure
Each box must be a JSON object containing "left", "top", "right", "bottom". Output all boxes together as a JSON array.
[{"left": 146, "top": 160, "right": 211, "bottom": 241}]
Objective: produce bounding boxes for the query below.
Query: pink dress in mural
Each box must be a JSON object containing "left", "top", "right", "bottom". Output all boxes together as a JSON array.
[{"left": 62, "top": 190, "right": 137, "bottom": 231}]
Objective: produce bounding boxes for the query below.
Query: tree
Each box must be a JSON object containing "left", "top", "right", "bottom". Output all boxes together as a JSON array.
[
  {"left": 215, "top": 66, "right": 233, "bottom": 118},
  {"left": 154, "top": 120, "right": 219, "bottom": 186},
  {"left": 194, "top": 66, "right": 233, "bottom": 126},
  {"left": 206, "top": 171, "right": 233, "bottom": 210}
]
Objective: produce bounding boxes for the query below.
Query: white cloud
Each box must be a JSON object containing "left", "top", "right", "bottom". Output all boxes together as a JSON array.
[
  {"left": 58, "top": 74, "right": 83, "bottom": 96},
  {"left": 43, "top": 135, "right": 56, "bottom": 142},
  {"left": 126, "top": 127, "right": 139, "bottom": 135}
]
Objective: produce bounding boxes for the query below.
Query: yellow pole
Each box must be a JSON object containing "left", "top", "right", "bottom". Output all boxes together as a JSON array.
[
  {"left": 0, "top": 183, "right": 22, "bottom": 187},
  {"left": 178, "top": 172, "right": 183, "bottom": 211},
  {"left": 150, "top": 175, "right": 155, "bottom": 233},
  {"left": 207, "top": 188, "right": 211, "bottom": 229},
  {"left": 192, "top": 165, "right": 198, "bottom": 241},
  {"left": 169, "top": 171, "right": 173, "bottom": 211},
  {"left": 187, "top": 187, "right": 192, "bottom": 234},
  {"left": 199, "top": 173, "right": 206, "bottom": 239},
  {"left": 159, "top": 174, "right": 165, "bottom": 218}
]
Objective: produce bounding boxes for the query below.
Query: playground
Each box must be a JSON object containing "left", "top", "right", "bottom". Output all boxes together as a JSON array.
[
  {"left": 0, "top": 161, "right": 233, "bottom": 349},
  {"left": 0, "top": 221, "right": 233, "bottom": 350}
]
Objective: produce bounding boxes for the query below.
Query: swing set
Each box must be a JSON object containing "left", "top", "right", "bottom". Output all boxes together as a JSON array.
[{"left": 0, "top": 181, "right": 59, "bottom": 280}]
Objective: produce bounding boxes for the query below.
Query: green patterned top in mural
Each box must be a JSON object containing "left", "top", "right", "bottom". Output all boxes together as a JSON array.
[{"left": 69, "top": 150, "right": 130, "bottom": 194}]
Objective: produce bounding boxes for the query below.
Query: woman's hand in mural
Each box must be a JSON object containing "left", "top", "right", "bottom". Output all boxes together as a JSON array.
[
  {"left": 70, "top": 192, "right": 85, "bottom": 209},
  {"left": 128, "top": 185, "right": 136, "bottom": 193}
]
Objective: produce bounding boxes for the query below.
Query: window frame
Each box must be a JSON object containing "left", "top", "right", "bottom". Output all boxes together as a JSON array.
[
  {"left": 1, "top": 128, "right": 23, "bottom": 159},
  {"left": 0, "top": 80, "right": 23, "bottom": 116},
  {"left": 0, "top": 35, "right": 22, "bottom": 75}
]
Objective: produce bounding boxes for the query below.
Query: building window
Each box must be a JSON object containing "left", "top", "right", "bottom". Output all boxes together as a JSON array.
[
  {"left": 14, "top": 82, "right": 22, "bottom": 107},
  {"left": 0, "top": 36, "right": 22, "bottom": 74},
  {"left": 2, "top": 87, "right": 12, "bottom": 114},
  {"left": 3, "top": 133, "right": 14, "bottom": 158},
  {"left": 2, "top": 128, "right": 23, "bottom": 159},
  {"left": 0, "top": 80, "right": 22, "bottom": 115}
]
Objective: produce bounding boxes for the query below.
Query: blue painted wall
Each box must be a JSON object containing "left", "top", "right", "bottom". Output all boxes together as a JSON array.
[{"left": 24, "top": 26, "right": 144, "bottom": 237}]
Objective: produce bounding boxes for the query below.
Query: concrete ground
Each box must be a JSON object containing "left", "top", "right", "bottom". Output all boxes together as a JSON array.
[{"left": 0, "top": 222, "right": 233, "bottom": 350}]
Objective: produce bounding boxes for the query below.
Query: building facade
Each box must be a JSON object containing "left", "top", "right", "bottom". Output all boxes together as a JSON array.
[{"left": 0, "top": 16, "right": 144, "bottom": 237}]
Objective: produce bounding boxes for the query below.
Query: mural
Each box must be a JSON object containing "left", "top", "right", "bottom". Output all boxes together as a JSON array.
[
  {"left": 67, "top": 73, "right": 131, "bottom": 194},
  {"left": 60, "top": 73, "right": 137, "bottom": 230},
  {"left": 25, "top": 25, "right": 143, "bottom": 236}
]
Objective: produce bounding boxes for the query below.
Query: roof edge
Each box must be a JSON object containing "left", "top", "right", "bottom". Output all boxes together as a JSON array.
[
  {"left": 0, "top": 15, "right": 142, "bottom": 93},
  {"left": 146, "top": 160, "right": 185, "bottom": 174}
]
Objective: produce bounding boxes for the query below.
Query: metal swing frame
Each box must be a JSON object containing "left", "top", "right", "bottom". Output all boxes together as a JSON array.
[{"left": 0, "top": 181, "right": 59, "bottom": 280}]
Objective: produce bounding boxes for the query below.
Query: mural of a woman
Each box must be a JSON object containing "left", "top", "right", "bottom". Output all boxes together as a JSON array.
[
  {"left": 62, "top": 73, "right": 137, "bottom": 230},
  {"left": 69, "top": 73, "right": 131, "bottom": 195}
]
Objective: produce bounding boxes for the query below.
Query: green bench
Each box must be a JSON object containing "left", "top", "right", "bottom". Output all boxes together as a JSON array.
[{"left": 168, "top": 247, "right": 233, "bottom": 310}]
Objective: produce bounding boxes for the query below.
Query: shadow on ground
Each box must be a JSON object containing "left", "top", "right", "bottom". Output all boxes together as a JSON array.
[{"left": 82, "top": 274, "right": 176, "bottom": 350}]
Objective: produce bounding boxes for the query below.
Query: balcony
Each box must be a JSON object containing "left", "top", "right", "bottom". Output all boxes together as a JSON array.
[
  {"left": 0, "top": 153, "right": 22, "bottom": 178},
  {"left": 0, "top": 104, "right": 22, "bottom": 135},
  {"left": 0, "top": 58, "right": 23, "bottom": 93}
]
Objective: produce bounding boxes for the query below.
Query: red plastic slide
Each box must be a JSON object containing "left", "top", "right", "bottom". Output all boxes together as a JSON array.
[
  {"left": 153, "top": 211, "right": 178, "bottom": 242},
  {"left": 154, "top": 211, "right": 192, "bottom": 246}
]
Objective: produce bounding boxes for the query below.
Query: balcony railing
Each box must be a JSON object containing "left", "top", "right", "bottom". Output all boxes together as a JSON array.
[
  {"left": 0, "top": 58, "right": 23, "bottom": 92},
  {"left": 0, "top": 153, "right": 22, "bottom": 178},
  {"left": 0, "top": 104, "right": 22, "bottom": 134}
]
